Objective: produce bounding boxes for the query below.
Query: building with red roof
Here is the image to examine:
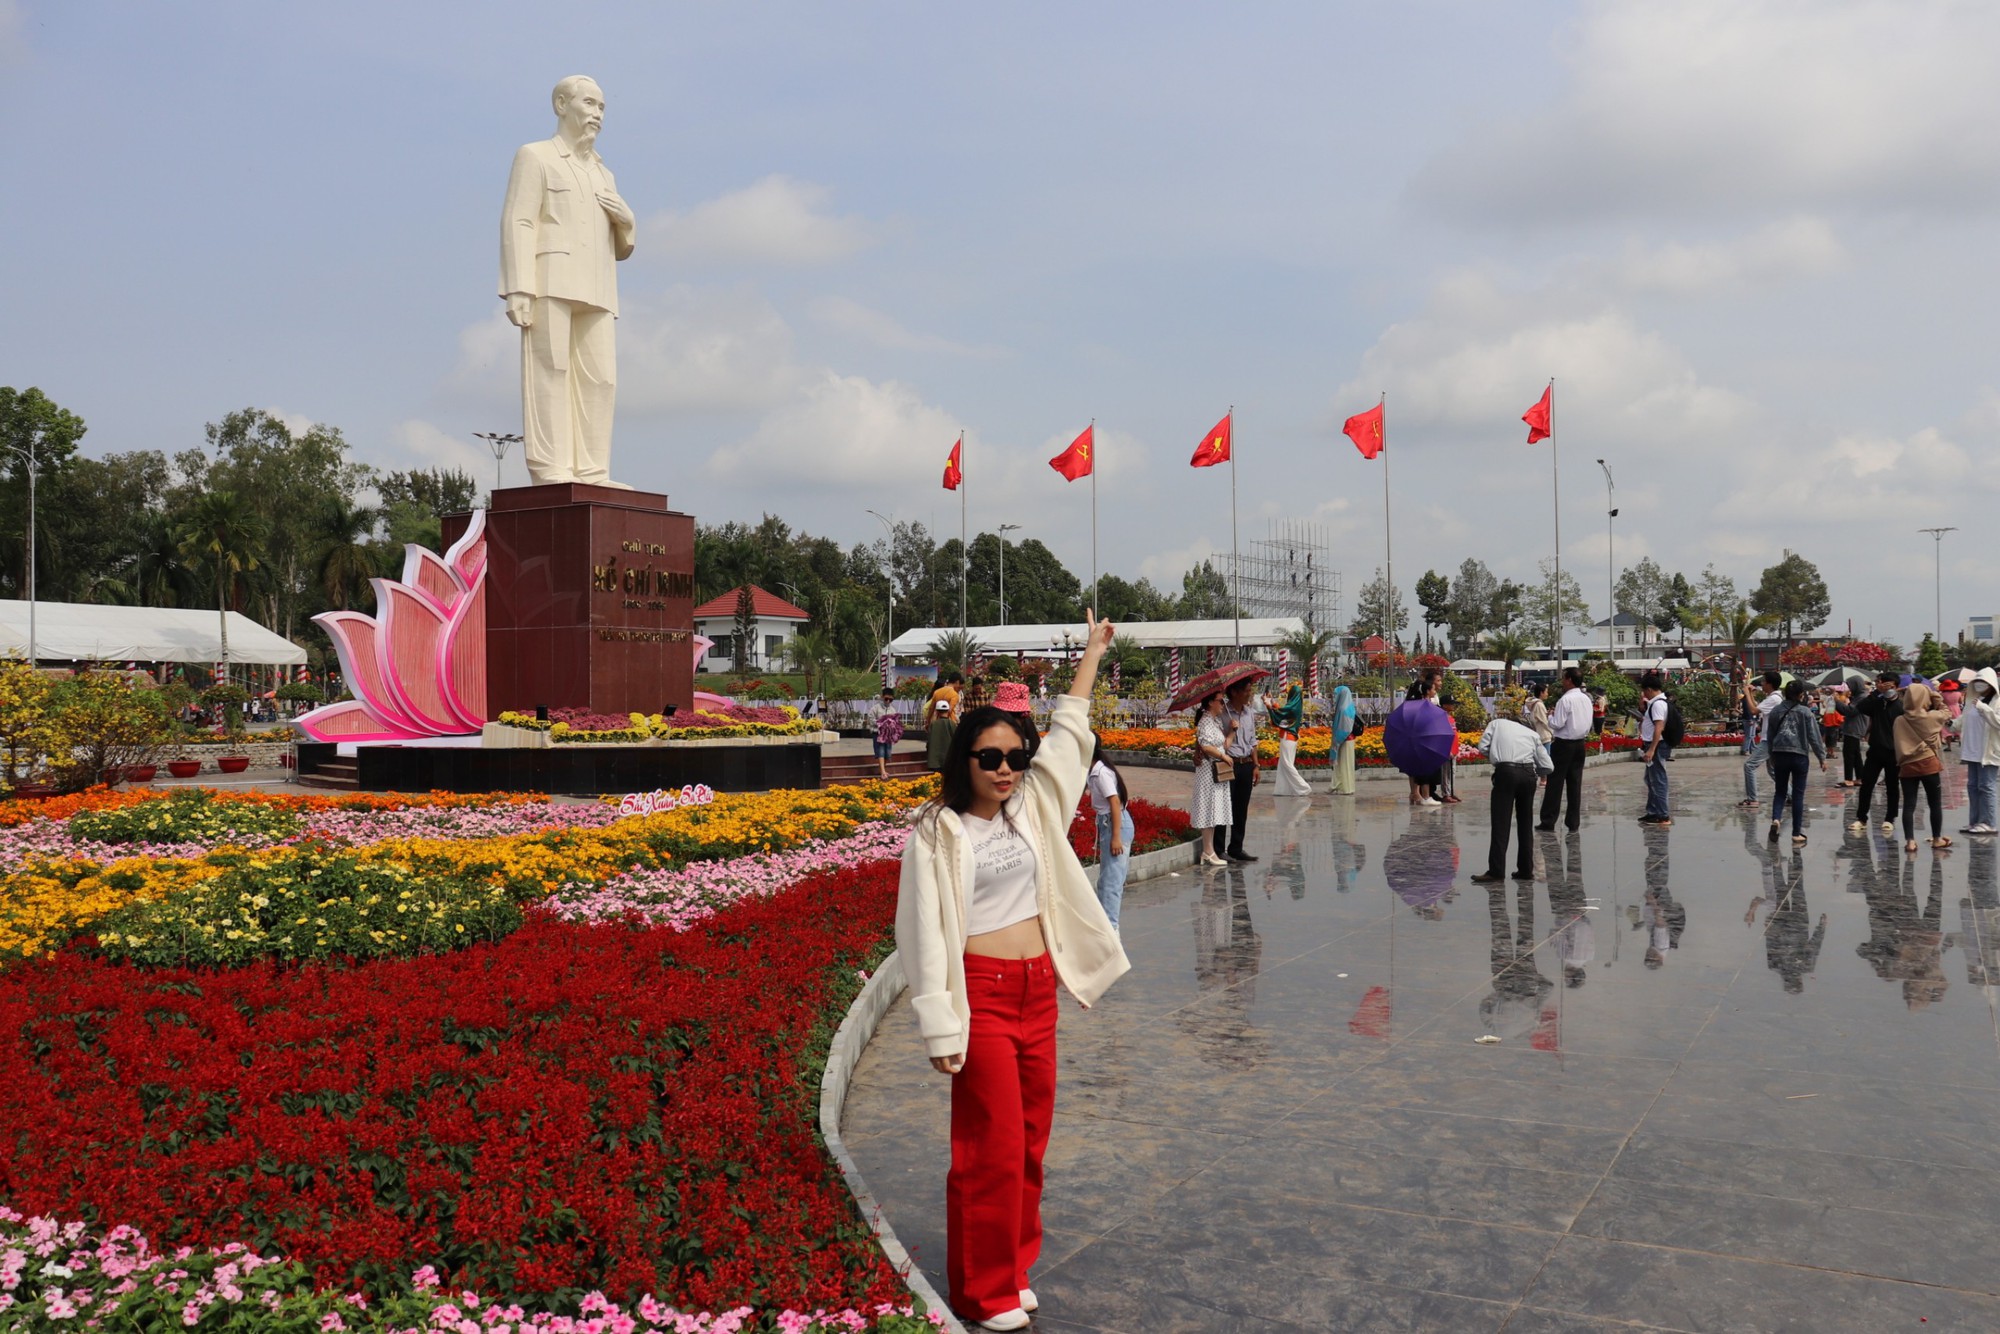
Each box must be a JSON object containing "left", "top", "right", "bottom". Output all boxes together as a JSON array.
[{"left": 691, "top": 585, "right": 812, "bottom": 673}]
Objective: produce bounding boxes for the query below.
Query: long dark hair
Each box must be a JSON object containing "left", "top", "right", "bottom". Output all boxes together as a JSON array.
[
  {"left": 1089, "top": 734, "right": 1129, "bottom": 804},
  {"left": 922, "top": 704, "right": 1039, "bottom": 821}
]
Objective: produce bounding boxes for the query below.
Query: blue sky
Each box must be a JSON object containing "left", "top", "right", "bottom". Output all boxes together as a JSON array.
[{"left": 3, "top": 1, "right": 1996, "bottom": 646}]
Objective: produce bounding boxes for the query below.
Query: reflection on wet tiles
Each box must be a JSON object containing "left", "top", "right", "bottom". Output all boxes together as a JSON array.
[{"left": 841, "top": 758, "right": 2000, "bottom": 1330}]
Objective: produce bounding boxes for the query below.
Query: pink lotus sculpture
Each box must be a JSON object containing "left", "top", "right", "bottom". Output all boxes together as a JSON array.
[{"left": 295, "top": 512, "right": 491, "bottom": 743}]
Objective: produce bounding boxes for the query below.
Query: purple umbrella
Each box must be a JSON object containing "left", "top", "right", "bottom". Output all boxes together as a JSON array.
[
  {"left": 1383, "top": 826, "right": 1460, "bottom": 908},
  {"left": 1383, "top": 698, "right": 1458, "bottom": 777}
]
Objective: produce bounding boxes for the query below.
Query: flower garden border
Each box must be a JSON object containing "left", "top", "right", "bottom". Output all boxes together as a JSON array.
[{"left": 818, "top": 833, "right": 1201, "bottom": 1334}]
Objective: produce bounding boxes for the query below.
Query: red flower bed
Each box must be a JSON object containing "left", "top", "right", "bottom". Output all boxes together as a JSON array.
[
  {"left": 1067, "top": 797, "right": 1191, "bottom": 862},
  {"left": 0, "top": 861, "right": 909, "bottom": 1314}
]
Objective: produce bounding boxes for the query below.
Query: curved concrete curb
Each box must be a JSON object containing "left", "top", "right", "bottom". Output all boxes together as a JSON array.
[
  {"left": 819, "top": 952, "right": 965, "bottom": 1334},
  {"left": 819, "top": 836, "right": 1199, "bottom": 1334}
]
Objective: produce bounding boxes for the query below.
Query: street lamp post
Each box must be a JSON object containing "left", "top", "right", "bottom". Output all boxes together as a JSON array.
[
  {"left": 1597, "top": 460, "right": 1617, "bottom": 666},
  {"left": 997, "top": 523, "right": 1021, "bottom": 626},
  {"left": 2, "top": 440, "right": 36, "bottom": 666},
  {"left": 866, "top": 509, "right": 895, "bottom": 686},
  {"left": 473, "top": 432, "right": 523, "bottom": 497},
  {"left": 1919, "top": 526, "right": 1957, "bottom": 649}
]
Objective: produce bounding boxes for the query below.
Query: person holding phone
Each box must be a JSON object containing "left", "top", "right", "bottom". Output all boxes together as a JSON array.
[{"left": 894, "top": 613, "right": 1130, "bottom": 1331}]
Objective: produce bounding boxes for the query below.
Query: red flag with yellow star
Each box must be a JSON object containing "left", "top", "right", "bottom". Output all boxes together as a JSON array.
[
  {"left": 1049, "top": 425, "right": 1093, "bottom": 481},
  {"left": 941, "top": 437, "right": 962, "bottom": 490},
  {"left": 1343, "top": 403, "right": 1385, "bottom": 460},
  {"left": 1190, "top": 412, "right": 1232, "bottom": 468}
]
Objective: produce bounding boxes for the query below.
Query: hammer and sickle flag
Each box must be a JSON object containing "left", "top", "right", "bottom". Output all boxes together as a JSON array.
[
  {"left": 1049, "top": 424, "right": 1093, "bottom": 481},
  {"left": 1343, "top": 403, "right": 1385, "bottom": 460},
  {"left": 1190, "top": 412, "right": 1232, "bottom": 468}
]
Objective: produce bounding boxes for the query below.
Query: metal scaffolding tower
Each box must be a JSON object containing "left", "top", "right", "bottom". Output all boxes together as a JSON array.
[{"left": 1233, "top": 519, "right": 1340, "bottom": 633}]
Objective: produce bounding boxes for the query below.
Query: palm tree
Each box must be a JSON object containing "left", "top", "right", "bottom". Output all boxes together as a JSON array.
[
  {"left": 130, "top": 513, "right": 199, "bottom": 608},
  {"left": 784, "top": 628, "right": 839, "bottom": 696},
  {"left": 317, "top": 496, "right": 383, "bottom": 611},
  {"left": 1485, "top": 630, "right": 1532, "bottom": 685},
  {"left": 1722, "top": 601, "right": 1774, "bottom": 663},
  {"left": 1278, "top": 627, "right": 1338, "bottom": 687},
  {"left": 174, "top": 490, "right": 269, "bottom": 681},
  {"left": 926, "top": 628, "right": 986, "bottom": 675}
]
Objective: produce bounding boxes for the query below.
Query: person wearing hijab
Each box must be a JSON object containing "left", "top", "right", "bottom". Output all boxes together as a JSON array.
[
  {"left": 1894, "top": 680, "right": 1953, "bottom": 854},
  {"left": 1267, "top": 677, "right": 1311, "bottom": 797},
  {"left": 1329, "top": 685, "right": 1359, "bottom": 796}
]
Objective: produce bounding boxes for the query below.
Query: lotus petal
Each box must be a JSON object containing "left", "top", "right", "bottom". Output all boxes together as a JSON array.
[
  {"left": 401, "top": 545, "right": 463, "bottom": 614},
  {"left": 373, "top": 577, "right": 461, "bottom": 735},
  {"left": 314, "top": 610, "right": 426, "bottom": 736},
  {"left": 439, "top": 567, "right": 488, "bottom": 730},
  {"left": 294, "top": 698, "right": 426, "bottom": 744}
]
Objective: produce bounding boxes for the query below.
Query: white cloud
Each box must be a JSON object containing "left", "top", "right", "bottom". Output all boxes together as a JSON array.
[
  {"left": 1138, "top": 537, "right": 1222, "bottom": 587},
  {"left": 1601, "top": 217, "right": 1847, "bottom": 295},
  {"left": 703, "top": 371, "right": 962, "bottom": 485},
  {"left": 1712, "top": 424, "right": 1999, "bottom": 525},
  {"left": 385, "top": 419, "right": 499, "bottom": 485},
  {"left": 264, "top": 407, "right": 321, "bottom": 438},
  {"left": 0, "top": 0, "right": 23, "bottom": 65},
  {"left": 1411, "top": 1, "right": 2000, "bottom": 224},
  {"left": 649, "top": 176, "right": 874, "bottom": 266},
  {"left": 808, "top": 295, "right": 1004, "bottom": 359},
  {"left": 1333, "top": 276, "right": 1755, "bottom": 447}
]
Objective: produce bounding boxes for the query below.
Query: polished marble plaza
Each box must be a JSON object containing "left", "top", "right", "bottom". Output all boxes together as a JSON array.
[{"left": 843, "top": 755, "right": 2000, "bottom": 1332}]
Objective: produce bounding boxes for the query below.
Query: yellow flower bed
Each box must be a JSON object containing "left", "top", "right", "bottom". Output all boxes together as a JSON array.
[{"left": 0, "top": 778, "right": 936, "bottom": 965}]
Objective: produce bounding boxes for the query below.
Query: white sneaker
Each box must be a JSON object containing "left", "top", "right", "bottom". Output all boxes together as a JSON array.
[
  {"left": 1848, "top": 821, "right": 1864, "bottom": 831},
  {"left": 1973, "top": 825, "right": 1998, "bottom": 836},
  {"left": 977, "top": 1309, "right": 1031, "bottom": 1331},
  {"left": 1420, "top": 797, "right": 1442, "bottom": 807},
  {"left": 1881, "top": 821, "right": 1895, "bottom": 831},
  {"left": 1021, "top": 1289, "right": 1038, "bottom": 1312}
]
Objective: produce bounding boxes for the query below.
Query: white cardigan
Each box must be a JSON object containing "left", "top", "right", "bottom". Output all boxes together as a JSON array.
[{"left": 894, "top": 695, "right": 1131, "bottom": 1059}]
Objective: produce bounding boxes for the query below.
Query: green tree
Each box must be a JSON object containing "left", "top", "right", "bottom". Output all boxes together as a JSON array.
[
  {"left": 1614, "top": 557, "right": 1674, "bottom": 647},
  {"left": 1177, "top": 559, "right": 1236, "bottom": 620},
  {"left": 1522, "top": 559, "right": 1589, "bottom": 654},
  {"left": 1750, "top": 552, "right": 1831, "bottom": 643},
  {"left": 318, "top": 496, "right": 383, "bottom": 611},
  {"left": 1485, "top": 629, "right": 1532, "bottom": 684},
  {"left": 1278, "top": 627, "right": 1337, "bottom": 686},
  {"left": 1666, "top": 572, "right": 1693, "bottom": 646},
  {"left": 174, "top": 490, "right": 269, "bottom": 680},
  {"left": 926, "top": 628, "right": 985, "bottom": 674},
  {"left": 1414, "top": 569, "right": 1451, "bottom": 654},
  {"left": 0, "top": 386, "right": 89, "bottom": 603},
  {"left": 1691, "top": 563, "right": 1738, "bottom": 639},
  {"left": 378, "top": 467, "right": 480, "bottom": 516},
  {"left": 1721, "top": 600, "right": 1774, "bottom": 660},
  {"left": 1347, "top": 567, "right": 1408, "bottom": 642},
  {"left": 1092, "top": 572, "right": 1177, "bottom": 625},
  {"left": 1916, "top": 633, "right": 1948, "bottom": 677},
  {"left": 783, "top": 627, "right": 839, "bottom": 695},
  {"left": 1445, "top": 558, "right": 1500, "bottom": 649}
]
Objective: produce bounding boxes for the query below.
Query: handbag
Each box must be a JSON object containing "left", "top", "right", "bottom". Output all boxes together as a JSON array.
[
  {"left": 1212, "top": 758, "right": 1234, "bottom": 784},
  {"left": 1900, "top": 750, "right": 1942, "bottom": 779}
]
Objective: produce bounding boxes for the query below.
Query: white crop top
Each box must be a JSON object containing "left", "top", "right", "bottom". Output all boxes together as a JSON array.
[{"left": 961, "top": 810, "right": 1040, "bottom": 936}]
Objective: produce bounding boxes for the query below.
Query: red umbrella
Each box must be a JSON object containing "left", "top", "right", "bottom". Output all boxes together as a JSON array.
[{"left": 1168, "top": 661, "right": 1269, "bottom": 713}]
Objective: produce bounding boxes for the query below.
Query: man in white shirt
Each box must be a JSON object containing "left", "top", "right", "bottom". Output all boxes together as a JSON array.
[
  {"left": 1738, "top": 671, "right": 1784, "bottom": 809},
  {"left": 1218, "top": 679, "right": 1266, "bottom": 862},
  {"left": 1473, "top": 699, "right": 1554, "bottom": 884},
  {"left": 1538, "top": 667, "right": 1593, "bottom": 833},
  {"left": 1638, "top": 671, "right": 1673, "bottom": 825}
]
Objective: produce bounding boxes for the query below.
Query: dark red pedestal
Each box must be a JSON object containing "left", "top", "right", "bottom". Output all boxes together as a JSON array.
[{"left": 443, "top": 484, "right": 695, "bottom": 720}]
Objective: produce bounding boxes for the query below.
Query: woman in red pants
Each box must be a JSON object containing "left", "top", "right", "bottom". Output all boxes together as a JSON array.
[{"left": 895, "top": 611, "right": 1131, "bottom": 1330}]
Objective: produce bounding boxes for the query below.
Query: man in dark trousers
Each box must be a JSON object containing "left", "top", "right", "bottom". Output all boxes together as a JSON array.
[
  {"left": 1852, "top": 670, "right": 1904, "bottom": 832},
  {"left": 1538, "top": 666, "right": 1593, "bottom": 832},
  {"left": 1218, "top": 677, "right": 1264, "bottom": 862},
  {"left": 1473, "top": 697, "right": 1552, "bottom": 885}
]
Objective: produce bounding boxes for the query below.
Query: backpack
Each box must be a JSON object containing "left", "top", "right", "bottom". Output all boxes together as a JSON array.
[{"left": 1660, "top": 696, "right": 1686, "bottom": 748}]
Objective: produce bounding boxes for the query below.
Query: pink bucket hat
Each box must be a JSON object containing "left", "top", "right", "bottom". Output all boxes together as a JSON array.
[{"left": 992, "top": 681, "right": 1033, "bottom": 714}]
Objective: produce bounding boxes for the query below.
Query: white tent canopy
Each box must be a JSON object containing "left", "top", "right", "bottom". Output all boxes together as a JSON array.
[
  {"left": 888, "top": 617, "right": 1309, "bottom": 657},
  {"left": 0, "top": 600, "right": 306, "bottom": 665}
]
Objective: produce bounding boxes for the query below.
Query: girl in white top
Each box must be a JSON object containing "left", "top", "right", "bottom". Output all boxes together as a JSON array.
[
  {"left": 895, "top": 613, "right": 1128, "bottom": 1331},
  {"left": 1087, "top": 736, "right": 1134, "bottom": 933}
]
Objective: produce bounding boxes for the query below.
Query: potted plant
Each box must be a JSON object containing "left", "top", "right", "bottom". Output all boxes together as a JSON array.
[{"left": 124, "top": 762, "right": 159, "bottom": 783}]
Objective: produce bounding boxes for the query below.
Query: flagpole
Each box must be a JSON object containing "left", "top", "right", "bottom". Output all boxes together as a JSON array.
[
  {"left": 958, "top": 431, "right": 967, "bottom": 635},
  {"left": 1548, "top": 379, "right": 1562, "bottom": 668},
  {"left": 1229, "top": 406, "right": 1240, "bottom": 651},
  {"left": 1090, "top": 418, "right": 1098, "bottom": 617},
  {"left": 1380, "top": 392, "right": 1392, "bottom": 709}
]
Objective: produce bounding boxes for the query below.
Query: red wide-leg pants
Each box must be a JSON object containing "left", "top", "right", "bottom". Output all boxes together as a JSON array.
[{"left": 948, "top": 952, "right": 1058, "bottom": 1321}]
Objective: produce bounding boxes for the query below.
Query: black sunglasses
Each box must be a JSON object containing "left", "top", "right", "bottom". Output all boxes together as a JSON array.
[{"left": 970, "top": 747, "right": 1033, "bottom": 772}]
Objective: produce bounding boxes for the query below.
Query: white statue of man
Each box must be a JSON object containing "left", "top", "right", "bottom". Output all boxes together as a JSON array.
[{"left": 500, "top": 75, "right": 637, "bottom": 488}]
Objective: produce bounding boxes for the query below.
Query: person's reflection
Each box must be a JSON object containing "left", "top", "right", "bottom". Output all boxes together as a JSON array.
[
  {"left": 1630, "top": 824, "right": 1684, "bottom": 969},
  {"left": 1329, "top": 797, "right": 1368, "bottom": 894},
  {"left": 1265, "top": 795, "right": 1311, "bottom": 900},
  {"left": 1482, "top": 879, "right": 1553, "bottom": 1039},
  {"left": 1176, "top": 869, "right": 1267, "bottom": 1067},
  {"left": 1961, "top": 840, "right": 2000, "bottom": 988},
  {"left": 1855, "top": 853, "right": 1956, "bottom": 1009},
  {"left": 1384, "top": 818, "right": 1460, "bottom": 921},
  {"left": 1542, "top": 829, "right": 1593, "bottom": 989},
  {"left": 1744, "top": 850, "right": 1826, "bottom": 994}
]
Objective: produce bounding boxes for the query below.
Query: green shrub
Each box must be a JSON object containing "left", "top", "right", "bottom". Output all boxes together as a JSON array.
[{"left": 69, "top": 789, "right": 303, "bottom": 847}]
